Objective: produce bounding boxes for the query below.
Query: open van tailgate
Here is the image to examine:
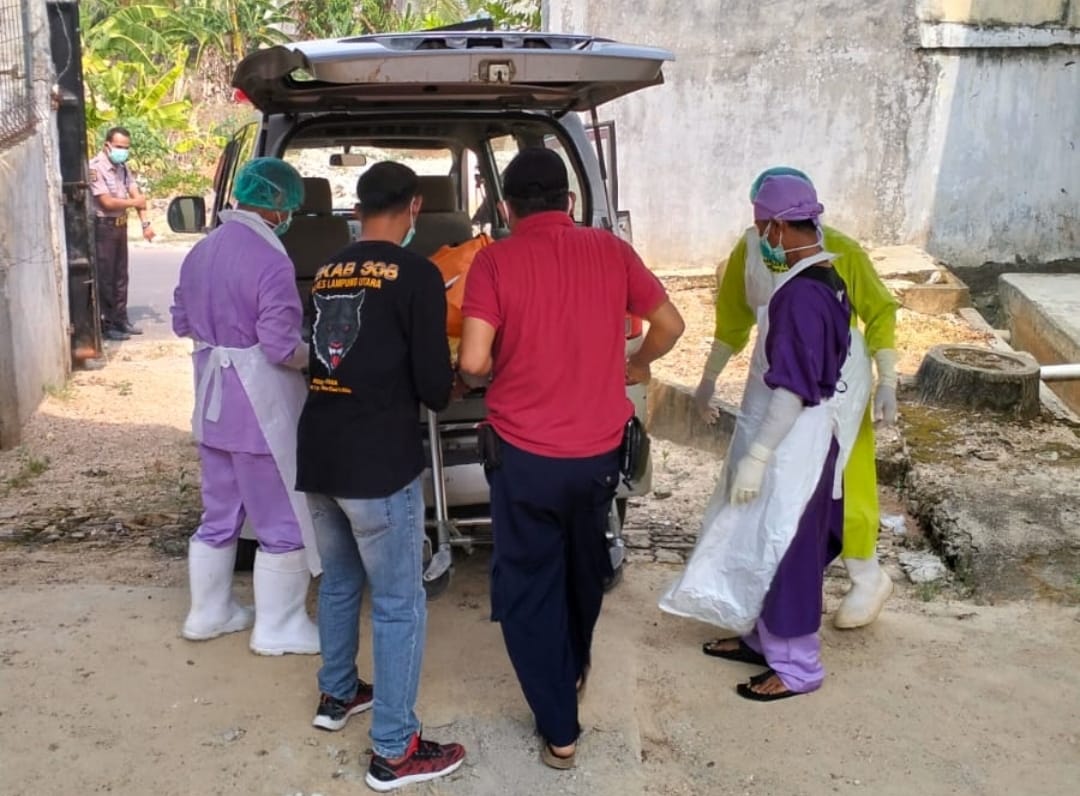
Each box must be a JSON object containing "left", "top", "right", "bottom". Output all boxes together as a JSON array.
[{"left": 233, "top": 32, "right": 673, "bottom": 114}]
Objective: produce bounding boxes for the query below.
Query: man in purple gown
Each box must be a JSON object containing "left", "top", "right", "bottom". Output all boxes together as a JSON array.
[
  {"left": 719, "top": 175, "right": 852, "bottom": 700},
  {"left": 171, "top": 157, "right": 319, "bottom": 656}
]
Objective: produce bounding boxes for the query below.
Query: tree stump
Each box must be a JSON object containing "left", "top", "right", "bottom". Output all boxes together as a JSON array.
[{"left": 915, "top": 345, "right": 1040, "bottom": 420}]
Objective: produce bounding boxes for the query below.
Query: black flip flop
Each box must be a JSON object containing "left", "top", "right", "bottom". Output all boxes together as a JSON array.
[
  {"left": 748, "top": 668, "right": 775, "bottom": 686},
  {"left": 702, "top": 637, "right": 768, "bottom": 667},
  {"left": 736, "top": 670, "right": 802, "bottom": 702}
]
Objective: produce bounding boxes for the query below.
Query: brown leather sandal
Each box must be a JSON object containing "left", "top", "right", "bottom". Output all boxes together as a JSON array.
[{"left": 541, "top": 742, "right": 576, "bottom": 770}]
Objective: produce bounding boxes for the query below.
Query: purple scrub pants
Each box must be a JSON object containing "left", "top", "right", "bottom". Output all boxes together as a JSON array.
[
  {"left": 743, "top": 619, "right": 824, "bottom": 693},
  {"left": 192, "top": 444, "right": 303, "bottom": 553},
  {"left": 741, "top": 439, "right": 844, "bottom": 693}
]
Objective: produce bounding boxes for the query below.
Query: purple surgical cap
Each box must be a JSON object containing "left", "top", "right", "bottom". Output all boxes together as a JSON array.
[{"left": 752, "top": 174, "right": 824, "bottom": 222}]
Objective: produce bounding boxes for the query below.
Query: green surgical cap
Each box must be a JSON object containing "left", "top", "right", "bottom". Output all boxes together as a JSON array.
[
  {"left": 233, "top": 157, "right": 304, "bottom": 211},
  {"left": 749, "top": 166, "right": 813, "bottom": 201}
]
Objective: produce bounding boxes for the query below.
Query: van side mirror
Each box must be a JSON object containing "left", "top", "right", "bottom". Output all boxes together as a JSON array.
[{"left": 167, "top": 196, "right": 207, "bottom": 233}]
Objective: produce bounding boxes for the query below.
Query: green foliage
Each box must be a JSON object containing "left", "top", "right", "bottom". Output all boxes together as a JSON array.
[
  {"left": 5, "top": 449, "right": 50, "bottom": 491},
  {"left": 80, "top": 0, "right": 541, "bottom": 192},
  {"left": 43, "top": 381, "right": 77, "bottom": 402},
  {"left": 473, "top": 1, "right": 541, "bottom": 29},
  {"left": 268, "top": 1, "right": 542, "bottom": 46},
  {"left": 285, "top": 1, "right": 495, "bottom": 39},
  {"left": 83, "top": 45, "right": 199, "bottom": 192},
  {"left": 916, "top": 580, "right": 944, "bottom": 602}
]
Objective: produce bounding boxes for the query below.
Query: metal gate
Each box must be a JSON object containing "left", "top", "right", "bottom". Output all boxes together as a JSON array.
[{"left": 47, "top": 0, "right": 102, "bottom": 365}]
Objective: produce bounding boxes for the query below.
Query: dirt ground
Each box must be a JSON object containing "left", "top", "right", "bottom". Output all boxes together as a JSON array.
[
  {"left": 2, "top": 283, "right": 1079, "bottom": 796},
  {"left": 2, "top": 545, "right": 1079, "bottom": 796}
]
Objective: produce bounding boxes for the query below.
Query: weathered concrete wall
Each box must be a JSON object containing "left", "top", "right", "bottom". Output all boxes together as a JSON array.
[
  {"left": 544, "top": 1, "right": 1080, "bottom": 270},
  {"left": 907, "top": 1, "right": 1080, "bottom": 266},
  {"left": 0, "top": 1, "right": 70, "bottom": 448},
  {"left": 920, "top": 0, "right": 1068, "bottom": 26}
]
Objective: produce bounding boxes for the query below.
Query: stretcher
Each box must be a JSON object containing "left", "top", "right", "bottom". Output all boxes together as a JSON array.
[{"left": 420, "top": 403, "right": 628, "bottom": 600}]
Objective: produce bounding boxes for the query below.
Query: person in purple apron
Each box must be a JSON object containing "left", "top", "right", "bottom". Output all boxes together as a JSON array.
[
  {"left": 171, "top": 157, "right": 319, "bottom": 656},
  {"left": 728, "top": 174, "right": 852, "bottom": 699},
  {"left": 665, "top": 175, "right": 854, "bottom": 701}
]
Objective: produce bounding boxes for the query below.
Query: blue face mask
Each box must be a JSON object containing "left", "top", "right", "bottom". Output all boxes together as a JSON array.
[
  {"left": 759, "top": 223, "right": 787, "bottom": 268},
  {"left": 107, "top": 146, "right": 129, "bottom": 165},
  {"left": 273, "top": 211, "right": 293, "bottom": 237},
  {"left": 400, "top": 206, "right": 418, "bottom": 248}
]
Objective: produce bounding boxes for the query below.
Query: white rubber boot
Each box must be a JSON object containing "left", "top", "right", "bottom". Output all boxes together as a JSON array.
[
  {"left": 833, "top": 557, "right": 894, "bottom": 629},
  {"left": 250, "top": 549, "right": 320, "bottom": 656},
  {"left": 182, "top": 539, "right": 255, "bottom": 641}
]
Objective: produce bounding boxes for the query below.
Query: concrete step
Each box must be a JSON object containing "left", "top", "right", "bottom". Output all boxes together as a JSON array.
[{"left": 999, "top": 273, "right": 1080, "bottom": 415}]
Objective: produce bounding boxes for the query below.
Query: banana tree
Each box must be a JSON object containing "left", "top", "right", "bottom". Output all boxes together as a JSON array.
[
  {"left": 83, "top": 47, "right": 192, "bottom": 161},
  {"left": 285, "top": 1, "right": 477, "bottom": 39}
]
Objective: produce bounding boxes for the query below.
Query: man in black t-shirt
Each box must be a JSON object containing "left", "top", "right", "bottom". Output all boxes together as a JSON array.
[{"left": 296, "top": 162, "right": 464, "bottom": 791}]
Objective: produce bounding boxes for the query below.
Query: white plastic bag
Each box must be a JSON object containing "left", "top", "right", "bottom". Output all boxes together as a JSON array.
[{"left": 659, "top": 402, "right": 835, "bottom": 634}]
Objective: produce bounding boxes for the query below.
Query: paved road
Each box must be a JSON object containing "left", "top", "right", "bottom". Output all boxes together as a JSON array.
[{"left": 126, "top": 241, "right": 192, "bottom": 341}]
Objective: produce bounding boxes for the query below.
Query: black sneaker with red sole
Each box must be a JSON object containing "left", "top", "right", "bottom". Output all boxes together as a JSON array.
[
  {"left": 365, "top": 732, "right": 466, "bottom": 792},
  {"left": 312, "top": 678, "right": 374, "bottom": 731}
]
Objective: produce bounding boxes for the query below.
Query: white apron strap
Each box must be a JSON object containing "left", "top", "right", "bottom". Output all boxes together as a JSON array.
[
  {"left": 228, "top": 348, "right": 321, "bottom": 576},
  {"left": 191, "top": 341, "right": 236, "bottom": 443}
]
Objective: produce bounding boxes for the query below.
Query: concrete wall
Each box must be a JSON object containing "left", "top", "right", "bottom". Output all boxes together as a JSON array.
[
  {"left": 0, "top": 0, "right": 70, "bottom": 448},
  {"left": 543, "top": 0, "right": 1080, "bottom": 270}
]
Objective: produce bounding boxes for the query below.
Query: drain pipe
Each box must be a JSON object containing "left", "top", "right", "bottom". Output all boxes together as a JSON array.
[{"left": 1041, "top": 364, "right": 1080, "bottom": 382}]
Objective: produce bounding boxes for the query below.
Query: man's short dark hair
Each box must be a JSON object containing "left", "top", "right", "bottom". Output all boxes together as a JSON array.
[
  {"left": 787, "top": 218, "right": 819, "bottom": 233},
  {"left": 356, "top": 161, "right": 419, "bottom": 220},
  {"left": 502, "top": 147, "right": 570, "bottom": 219},
  {"left": 105, "top": 126, "right": 131, "bottom": 144}
]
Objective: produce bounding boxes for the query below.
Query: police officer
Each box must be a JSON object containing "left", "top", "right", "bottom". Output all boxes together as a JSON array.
[{"left": 89, "top": 126, "right": 155, "bottom": 341}]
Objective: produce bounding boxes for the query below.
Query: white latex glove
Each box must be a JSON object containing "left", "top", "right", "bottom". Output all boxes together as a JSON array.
[
  {"left": 730, "top": 442, "right": 771, "bottom": 505},
  {"left": 694, "top": 377, "right": 717, "bottom": 424},
  {"left": 729, "top": 388, "right": 802, "bottom": 505},
  {"left": 695, "top": 340, "right": 735, "bottom": 424},
  {"left": 872, "top": 349, "right": 899, "bottom": 425}
]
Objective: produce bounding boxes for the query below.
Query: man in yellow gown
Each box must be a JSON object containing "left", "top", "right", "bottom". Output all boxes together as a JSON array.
[{"left": 695, "top": 167, "right": 899, "bottom": 628}]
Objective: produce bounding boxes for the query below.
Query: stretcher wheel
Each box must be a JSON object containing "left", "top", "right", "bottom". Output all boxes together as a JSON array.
[
  {"left": 603, "top": 499, "right": 628, "bottom": 592},
  {"left": 422, "top": 536, "right": 452, "bottom": 600},
  {"left": 423, "top": 569, "right": 452, "bottom": 600},
  {"left": 602, "top": 564, "right": 623, "bottom": 592}
]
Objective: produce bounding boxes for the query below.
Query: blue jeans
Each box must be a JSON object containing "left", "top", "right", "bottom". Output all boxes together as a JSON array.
[{"left": 307, "top": 477, "right": 427, "bottom": 758}]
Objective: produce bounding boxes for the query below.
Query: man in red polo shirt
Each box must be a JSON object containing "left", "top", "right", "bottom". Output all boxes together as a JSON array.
[{"left": 459, "top": 147, "right": 685, "bottom": 770}]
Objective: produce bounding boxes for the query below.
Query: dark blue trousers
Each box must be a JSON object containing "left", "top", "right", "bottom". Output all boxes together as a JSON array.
[{"left": 487, "top": 437, "right": 619, "bottom": 747}]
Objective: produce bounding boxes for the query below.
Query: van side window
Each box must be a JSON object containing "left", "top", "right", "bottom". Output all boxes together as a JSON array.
[
  {"left": 482, "top": 134, "right": 586, "bottom": 226},
  {"left": 542, "top": 136, "right": 585, "bottom": 224}
]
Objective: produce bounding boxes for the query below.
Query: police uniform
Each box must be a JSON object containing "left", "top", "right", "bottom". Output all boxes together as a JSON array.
[{"left": 89, "top": 151, "right": 139, "bottom": 335}]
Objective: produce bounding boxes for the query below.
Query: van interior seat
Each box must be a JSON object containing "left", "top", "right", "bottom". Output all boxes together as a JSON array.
[
  {"left": 410, "top": 175, "right": 473, "bottom": 258},
  {"left": 281, "top": 177, "right": 352, "bottom": 302}
]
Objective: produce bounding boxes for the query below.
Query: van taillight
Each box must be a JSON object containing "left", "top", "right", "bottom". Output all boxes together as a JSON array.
[
  {"left": 232, "top": 88, "right": 250, "bottom": 104},
  {"left": 625, "top": 314, "right": 643, "bottom": 339}
]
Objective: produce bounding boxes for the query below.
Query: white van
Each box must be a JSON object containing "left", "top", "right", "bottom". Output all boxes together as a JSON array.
[{"left": 167, "top": 29, "right": 674, "bottom": 596}]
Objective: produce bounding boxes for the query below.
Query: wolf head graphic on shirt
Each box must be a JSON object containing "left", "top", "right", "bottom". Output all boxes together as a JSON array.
[{"left": 312, "top": 290, "right": 366, "bottom": 373}]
